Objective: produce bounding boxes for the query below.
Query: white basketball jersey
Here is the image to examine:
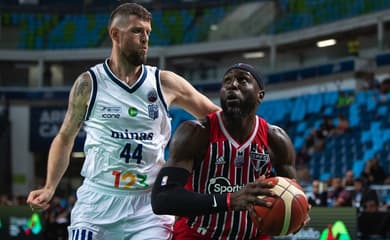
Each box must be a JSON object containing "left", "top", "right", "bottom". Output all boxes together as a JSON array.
[{"left": 81, "top": 59, "right": 171, "bottom": 191}]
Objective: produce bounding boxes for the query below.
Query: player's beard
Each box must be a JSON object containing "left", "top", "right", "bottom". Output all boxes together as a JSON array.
[
  {"left": 221, "top": 97, "right": 256, "bottom": 119},
  {"left": 124, "top": 49, "right": 147, "bottom": 66}
]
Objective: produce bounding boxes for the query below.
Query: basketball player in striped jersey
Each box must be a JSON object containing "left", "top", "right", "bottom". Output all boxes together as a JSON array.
[
  {"left": 26, "top": 3, "right": 219, "bottom": 240},
  {"left": 152, "top": 63, "right": 299, "bottom": 239}
]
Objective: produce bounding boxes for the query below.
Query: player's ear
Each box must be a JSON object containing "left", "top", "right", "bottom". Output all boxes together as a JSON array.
[
  {"left": 110, "top": 26, "right": 119, "bottom": 43},
  {"left": 258, "top": 90, "right": 265, "bottom": 103}
]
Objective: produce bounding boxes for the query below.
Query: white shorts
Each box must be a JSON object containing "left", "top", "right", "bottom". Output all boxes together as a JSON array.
[{"left": 68, "top": 179, "right": 174, "bottom": 240}]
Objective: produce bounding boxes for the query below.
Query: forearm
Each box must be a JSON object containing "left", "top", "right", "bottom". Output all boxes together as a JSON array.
[
  {"left": 44, "top": 134, "right": 73, "bottom": 192},
  {"left": 151, "top": 167, "right": 228, "bottom": 216}
]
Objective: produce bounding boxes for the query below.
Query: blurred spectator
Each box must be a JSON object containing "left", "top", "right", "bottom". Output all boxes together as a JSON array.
[
  {"left": 380, "top": 77, "right": 390, "bottom": 94},
  {"left": 304, "top": 116, "right": 336, "bottom": 154},
  {"left": 296, "top": 147, "right": 310, "bottom": 168},
  {"left": 44, "top": 195, "right": 68, "bottom": 240},
  {"left": 307, "top": 180, "right": 328, "bottom": 207},
  {"left": 358, "top": 200, "right": 390, "bottom": 239},
  {"left": 334, "top": 114, "right": 350, "bottom": 135},
  {"left": 303, "top": 128, "right": 326, "bottom": 155},
  {"left": 296, "top": 167, "right": 311, "bottom": 188},
  {"left": 318, "top": 116, "right": 336, "bottom": 138},
  {"left": 363, "top": 199, "right": 380, "bottom": 213},
  {"left": 342, "top": 170, "right": 355, "bottom": 187},
  {"left": 336, "top": 91, "right": 354, "bottom": 107},
  {"left": 303, "top": 130, "right": 316, "bottom": 155},
  {"left": 361, "top": 157, "right": 387, "bottom": 185},
  {"left": 357, "top": 71, "right": 380, "bottom": 91},
  {"left": 350, "top": 177, "right": 379, "bottom": 212},
  {"left": 13, "top": 195, "right": 27, "bottom": 206},
  {"left": 384, "top": 176, "right": 390, "bottom": 185},
  {"left": 0, "top": 193, "right": 12, "bottom": 205},
  {"left": 65, "top": 194, "right": 76, "bottom": 224},
  {"left": 347, "top": 39, "right": 360, "bottom": 56},
  {"left": 327, "top": 177, "right": 352, "bottom": 207}
]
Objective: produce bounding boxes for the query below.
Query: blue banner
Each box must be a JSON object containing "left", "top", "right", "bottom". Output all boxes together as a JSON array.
[{"left": 29, "top": 106, "right": 85, "bottom": 152}]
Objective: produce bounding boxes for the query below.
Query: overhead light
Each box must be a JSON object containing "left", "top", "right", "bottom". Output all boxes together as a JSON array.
[
  {"left": 243, "top": 51, "right": 265, "bottom": 59},
  {"left": 316, "top": 39, "right": 336, "bottom": 48}
]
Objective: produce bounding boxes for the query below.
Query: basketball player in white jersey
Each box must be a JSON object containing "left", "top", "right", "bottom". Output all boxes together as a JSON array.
[{"left": 26, "top": 3, "right": 220, "bottom": 240}]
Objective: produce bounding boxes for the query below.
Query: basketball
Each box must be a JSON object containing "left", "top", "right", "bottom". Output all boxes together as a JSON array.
[{"left": 251, "top": 176, "right": 309, "bottom": 236}]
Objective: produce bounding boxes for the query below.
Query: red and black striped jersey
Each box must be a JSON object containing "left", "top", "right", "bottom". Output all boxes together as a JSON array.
[{"left": 174, "top": 111, "right": 272, "bottom": 240}]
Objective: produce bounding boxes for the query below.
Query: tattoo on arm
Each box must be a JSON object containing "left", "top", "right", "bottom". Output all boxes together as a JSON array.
[{"left": 59, "top": 74, "right": 91, "bottom": 140}]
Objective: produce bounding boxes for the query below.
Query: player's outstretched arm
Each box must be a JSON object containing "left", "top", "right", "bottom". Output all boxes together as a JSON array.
[
  {"left": 267, "top": 124, "right": 297, "bottom": 179},
  {"left": 159, "top": 70, "right": 220, "bottom": 118},
  {"left": 27, "top": 72, "right": 91, "bottom": 211}
]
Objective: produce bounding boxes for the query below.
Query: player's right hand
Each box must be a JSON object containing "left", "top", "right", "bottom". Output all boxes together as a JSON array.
[
  {"left": 26, "top": 188, "right": 54, "bottom": 211},
  {"left": 230, "top": 176, "right": 275, "bottom": 211}
]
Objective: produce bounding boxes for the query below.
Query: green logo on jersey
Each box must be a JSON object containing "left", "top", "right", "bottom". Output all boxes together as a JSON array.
[{"left": 128, "top": 107, "right": 138, "bottom": 117}]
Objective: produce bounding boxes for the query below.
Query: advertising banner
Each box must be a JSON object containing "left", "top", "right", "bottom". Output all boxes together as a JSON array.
[
  {"left": 272, "top": 207, "right": 357, "bottom": 240},
  {"left": 29, "top": 106, "right": 85, "bottom": 152},
  {"left": 0, "top": 206, "right": 44, "bottom": 240}
]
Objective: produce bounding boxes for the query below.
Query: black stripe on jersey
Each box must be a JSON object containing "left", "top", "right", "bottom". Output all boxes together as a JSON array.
[
  {"left": 212, "top": 140, "right": 231, "bottom": 238},
  {"left": 103, "top": 61, "right": 146, "bottom": 93},
  {"left": 155, "top": 68, "right": 169, "bottom": 115},
  {"left": 187, "top": 143, "right": 218, "bottom": 227},
  {"left": 228, "top": 160, "right": 243, "bottom": 237},
  {"left": 85, "top": 69, "right": 98, "bottom": 121},
  {"left": 223, "top": 140, "right": 231, "bottom": 177},
  {"left": 246, "top": 143, "right": 259, "bottom": 238},
  {"left": 245, "top": 213, "right": 255, "bottom": 239},
  {"left": 199, "top": 141, "right": 219, "bottom": 230},
  {"left": 249, "top": 143, "right": 257, "bottom": 183},
  {"left": 188, "top": 160, "right": 202, "bottom": 227}
]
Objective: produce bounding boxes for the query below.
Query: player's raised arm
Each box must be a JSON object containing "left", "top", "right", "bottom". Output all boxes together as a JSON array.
[
  {"left": 159, "top": 70, "right": 221, "bottom": 118},
  {"left": 27, "top": 72, "right": 90, "bottom": 211}
]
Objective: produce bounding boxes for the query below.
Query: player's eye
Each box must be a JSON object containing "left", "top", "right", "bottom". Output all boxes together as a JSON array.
[{"left": 133, "top": 28, "right": 143, "bottom": 34}]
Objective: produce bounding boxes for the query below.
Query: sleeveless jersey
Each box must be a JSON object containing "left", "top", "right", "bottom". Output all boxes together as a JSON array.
[
  {"left": 81, "top": 59, "right": 171, "bottom": 191},
  {"left": 175, "top": 111, "right": 272, "bottom": 240}
]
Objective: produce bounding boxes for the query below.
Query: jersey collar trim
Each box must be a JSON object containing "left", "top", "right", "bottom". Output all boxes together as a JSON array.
[
  {"left": 103, "top": 59, "right": 147, "bottom": 93},
  {"left": 216, "top": 111, "right": 259, "bottom": 151}
]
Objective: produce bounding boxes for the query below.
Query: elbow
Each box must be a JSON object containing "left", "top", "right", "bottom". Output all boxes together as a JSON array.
[
  {"left": 151, "top": 198, "right": 163, "bottom": 215},
  {"left": 151, "top": 192, "right": 161, "bottom": 214},
  {"left": 151, "top": 191, "right": 170, "bottom": 215}
]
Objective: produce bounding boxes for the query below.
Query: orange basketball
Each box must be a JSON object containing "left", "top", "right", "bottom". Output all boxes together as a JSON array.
[{"left": 251, "top": 177, "right": 309, "bottom": 236}]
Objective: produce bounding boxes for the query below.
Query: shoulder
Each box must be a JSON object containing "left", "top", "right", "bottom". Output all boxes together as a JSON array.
[
  {"left": 173, "top": 118, "right": 210, "bottom": 141},
  {"left": 168, "top": 118, "right": 210, "bottom": 167},
  {"left": 266, "top": 123, "right": 295, "bottom": 167},
  {"left": 159, "top": 70, "right": 181, "bottom": 83},
  {"left": 159, "top": 70, "right": 195, "bottom": 90},
  {"left": 70, "top": 72, "right": 92, "bottom": 96},
  {"left": 170, "top": 118, "right": 209, "bottom": 151},
  {"left": 267, "top": 123, "right": 291, "bottom": 143},
  {"left": 267, "top": 123, "right": 294, "bottom": 154}
]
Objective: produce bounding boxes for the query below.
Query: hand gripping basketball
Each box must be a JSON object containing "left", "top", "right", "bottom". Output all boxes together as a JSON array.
[{"left": 250, "top": 177, "right": 310, "bottom": 236}]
